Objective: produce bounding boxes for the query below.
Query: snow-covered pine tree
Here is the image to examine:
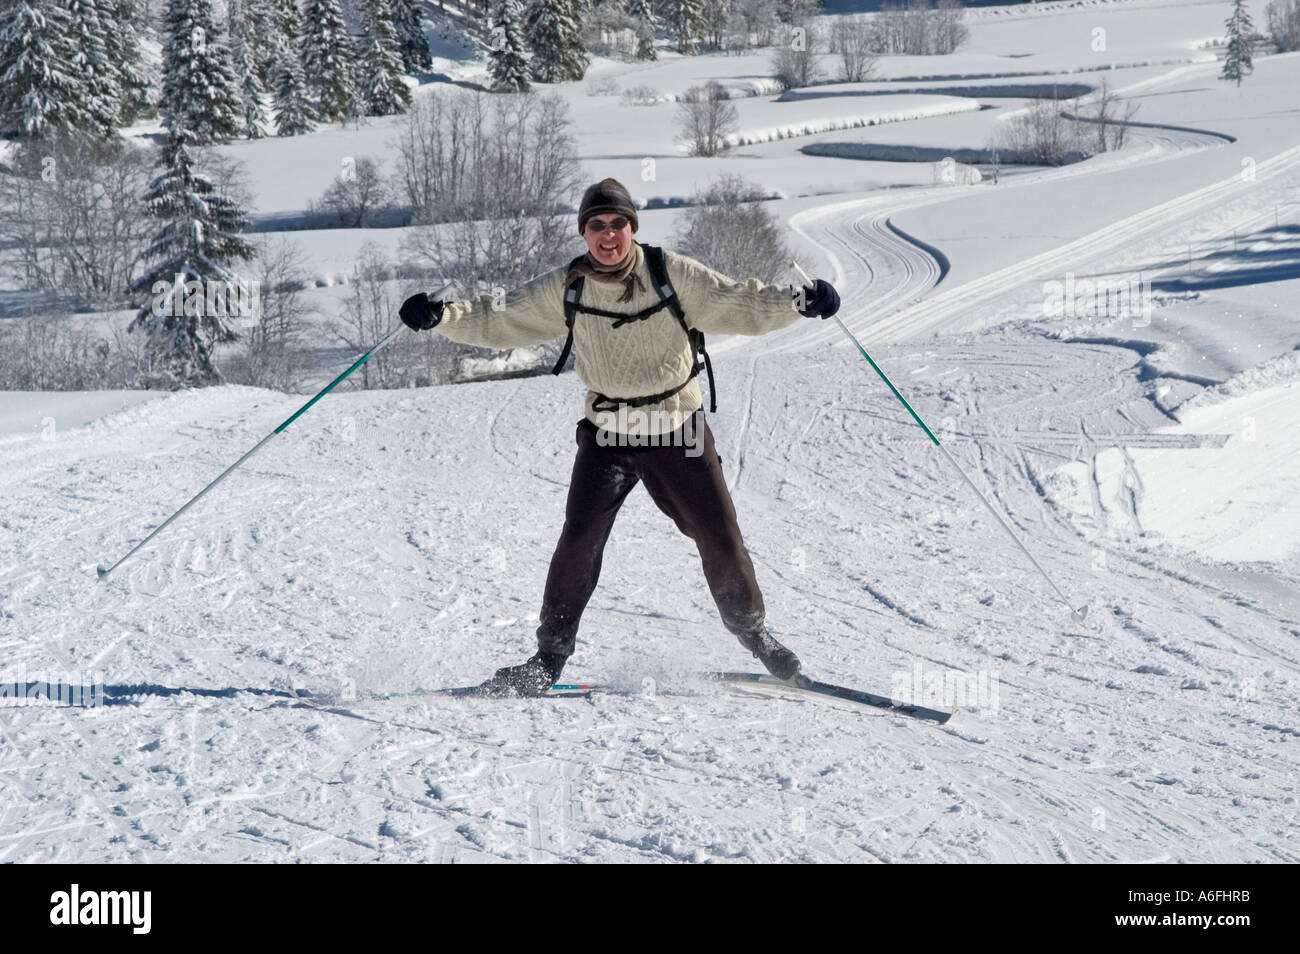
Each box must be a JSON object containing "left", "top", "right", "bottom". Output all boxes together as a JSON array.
[
  {"left": 243, "top": 0, "right": 278, "bottom": 89},
  {"left": 563, "top": 0, "right": 593, "bottom": 78},
  {"left": 525, "top": 0, "right": 589, "bottom": 83},
  {"left": 159, "top": 0, "right": 241, "bottom": 143},
  {"left": 269, "top": 0, "right": 316, "bottom": 135},
  {"left": 272, "top": 40, "right": 317, "bottom": 134},
  {"left": 228, "top": 0, "right": 268, "bottom": 138},
  {"left": 102, "top": 0, "right": 152, "bottom": 125},
  {"left": 129, "top": 126, "right": 256, "bottom": 387},
  {"left": 664, "top": 0, "right": 705, "bottom": 54},
  {"left": 62, "top": 0, "right": 122, "bottom": 139},
  {"left": 0, "top": 0, "right": 79, "bottom": 138},
  {"left": 489, "top": 0, "right": 531, "bottom": 91},
  {"left": 357, "top": 0, "right": 412, "bottom": 115},
  {"left": 273, "top": 0, "right": 304, "bottom": 46},
  {"left": 301, "top": 0, "right": 354, "bottom": 122},
  {"left": 1222, "top": 0, "right": 1255, "bottom": 86},
  {"left": 627, "top": 0, "right": 659, "bottom": 60},
  {"left": 392, "top": 0, "right": 432, "bottom": 74}
]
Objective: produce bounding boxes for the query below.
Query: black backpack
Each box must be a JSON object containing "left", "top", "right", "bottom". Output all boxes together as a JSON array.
[{"left": 550, "top": 243, "right": 717, "bottom": 413}]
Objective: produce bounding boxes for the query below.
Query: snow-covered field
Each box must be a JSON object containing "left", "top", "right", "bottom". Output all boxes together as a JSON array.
[{"left": 2, "top": 0, "right": 1297, "bottom": 863}]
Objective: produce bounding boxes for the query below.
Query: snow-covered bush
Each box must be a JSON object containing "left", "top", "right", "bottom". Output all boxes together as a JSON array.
[
  {"left": 931, "top": 157, "right": 982, "bottom": 185},
  {"left": 586, "top": 74, "right": 621, "bottom": 96},
  {"left": 0, "top": 312, "right": 142, "bottom": 390},
  {"left": 620, "top": 84, "right": 666, "bottom": 105}
]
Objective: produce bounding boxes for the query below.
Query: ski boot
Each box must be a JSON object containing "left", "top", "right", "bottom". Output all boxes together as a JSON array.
[
  {"left": 479, "top": 651, "right": 568, "bottom": 698},
  {"left": 737, "top": 627, "right": 801, "bottom": 681}
]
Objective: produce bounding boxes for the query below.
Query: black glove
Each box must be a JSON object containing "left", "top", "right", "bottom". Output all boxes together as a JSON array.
[
  {"left": 400, "top": 292, "right": 444, "bottom": 331},
  {"left": 797, "top": 279, "right": 840, "bottom": 319}
]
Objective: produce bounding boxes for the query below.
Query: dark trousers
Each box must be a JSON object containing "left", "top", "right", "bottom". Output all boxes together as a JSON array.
[{"left": 535, "top": 411, "right": 766, "bottom": 657}]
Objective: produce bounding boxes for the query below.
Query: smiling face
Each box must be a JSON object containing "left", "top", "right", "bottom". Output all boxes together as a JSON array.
[{"left": 581, "top": 215, "right": 634, "bottom": 266}]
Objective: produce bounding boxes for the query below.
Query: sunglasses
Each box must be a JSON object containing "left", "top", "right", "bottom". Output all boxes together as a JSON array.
[{"left": 585, "top": 216, "right": 629, "bottom": 233}]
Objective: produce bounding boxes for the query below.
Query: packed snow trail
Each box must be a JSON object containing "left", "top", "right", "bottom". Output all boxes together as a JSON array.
[
  {"left": 708, "top": 56, "right": 1293, "bottom": 359},
  {"left": 3, "top": 326, "right": 1297, "bottom": 862}
]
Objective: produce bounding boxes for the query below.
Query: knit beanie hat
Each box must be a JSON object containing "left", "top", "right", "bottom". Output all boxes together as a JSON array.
[{"left": 578, "top": 178, "right": 639, "bottom": 233}]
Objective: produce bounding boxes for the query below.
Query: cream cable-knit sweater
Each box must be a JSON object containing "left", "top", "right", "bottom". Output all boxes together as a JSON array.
[{"left": 435, "top": 243, "right": 803, "bottom": 436}]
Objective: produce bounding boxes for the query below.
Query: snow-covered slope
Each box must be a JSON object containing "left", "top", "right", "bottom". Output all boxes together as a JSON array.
[{"left": 2, "top": 316, "right": 1296, "bottom": 862}]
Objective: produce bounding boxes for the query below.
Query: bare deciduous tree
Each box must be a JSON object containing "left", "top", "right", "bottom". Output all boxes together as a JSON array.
[
  {"left": 219, "top": 235, "right": 315, "bottom": 392},
  {"left": 730, "top": 0, "right": 779, "bottom": 49},
  {"left": 931, "top": 0, "right": 969, "bottom": 54},
  {"left": 334, "top": 244, "right": 402, "bottom": 390},
  {"left": 673, "top": 173, "right": 791, "bottom": 284},
  {"left": 396, "top": 89, "right": 584, "bottom": 296},
  {"left": 1085, "top": 78, "right": 1140, "bottom": 152},
  {"left": 701, "top": 0, "right": 731, "bottom": 49},
  {"left": 0, "top": 133, "right": 153, "bottom": 310},
  {"left": 335, "top": 243, "right": 463, "bottom": 389},
  {"left": 990, "top": 90, "right": 1087, "bottom": 166},
  {"left": 1266, "top": 0, "right": 1300, "bottom": 51},
  {"left": 870, "top": 0, "right": 968, "bottom": 55},
  {"left": 198, "top": 146, "right": 257, "bottom": 215},
  {"left": 313, "top": 157, "right": 391, "bottom": 228},
  {"left": 675, "top": 81, "right": 739, "bottom": 156},
  {"left": 770, "top": 21, "right": 822, "bottom": 89},
  {"left": 830, "top": 15, "right": 878, "bottom": 82}
]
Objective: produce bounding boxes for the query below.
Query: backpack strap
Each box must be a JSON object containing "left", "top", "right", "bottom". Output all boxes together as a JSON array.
[
  {"left": 553, "top": 243, "right": 718, "bottom": 414},
  {"left": 643, "top": 245, "right": 684, "bottom": 322},
  {"left": 551, "top": 256, "right": 587, "bottom": 375},
  {"left": 644, "top": 244, "right": 716, "bottom": 413}
]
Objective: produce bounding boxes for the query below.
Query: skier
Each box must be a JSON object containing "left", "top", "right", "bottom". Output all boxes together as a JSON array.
[{"left": 399, "top": 178, "right": 840, "bottom": 695}]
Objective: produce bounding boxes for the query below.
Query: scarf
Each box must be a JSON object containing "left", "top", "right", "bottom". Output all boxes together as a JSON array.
[{"left": 563, "top": 242, "right": 646, "bottom": 303}]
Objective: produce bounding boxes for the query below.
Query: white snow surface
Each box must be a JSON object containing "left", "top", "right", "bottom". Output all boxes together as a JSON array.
[{"left": 2, "top": 0, "right": 1297, "bottom": 863}]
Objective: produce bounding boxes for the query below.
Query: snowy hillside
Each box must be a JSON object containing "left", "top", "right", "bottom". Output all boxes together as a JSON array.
[{"left": 1, "top": 0, "right": 1297, "bottom": 864}]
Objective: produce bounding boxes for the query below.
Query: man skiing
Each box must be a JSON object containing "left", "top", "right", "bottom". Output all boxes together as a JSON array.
[{"left": 399, "top": 177, "right": 840, "bottom": 696}]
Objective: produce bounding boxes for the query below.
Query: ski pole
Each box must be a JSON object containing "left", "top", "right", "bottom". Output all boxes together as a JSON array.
[
  {"left": 792, "top": 261, "right": 1088, "bottom": 621},
  {"left": 97, "top": 323, "right": 406, "bottom": 582}
]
